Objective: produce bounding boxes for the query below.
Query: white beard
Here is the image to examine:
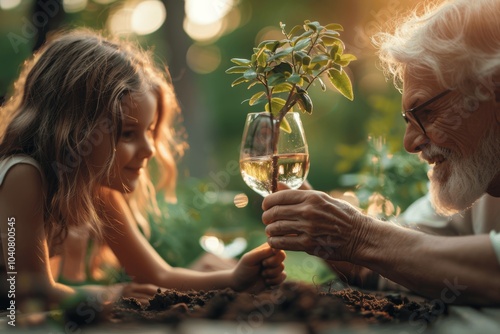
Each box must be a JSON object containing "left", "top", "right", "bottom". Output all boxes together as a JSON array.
[{"left": 423, "top": 129, "right": 500, "bottom": 216}]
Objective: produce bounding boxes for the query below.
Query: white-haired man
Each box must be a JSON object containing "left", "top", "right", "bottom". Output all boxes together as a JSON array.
[{"left": 262, "top": 0, "right": 500, "bottom": 305}]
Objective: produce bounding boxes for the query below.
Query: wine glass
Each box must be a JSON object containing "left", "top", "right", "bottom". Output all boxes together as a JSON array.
[{"left": 239, "top": 112, "right": 310, "bottom": 197}]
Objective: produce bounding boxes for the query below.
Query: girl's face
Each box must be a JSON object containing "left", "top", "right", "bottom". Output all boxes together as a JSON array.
[{"left": 105, "top": 90, "right": 158, "bottom": 192}]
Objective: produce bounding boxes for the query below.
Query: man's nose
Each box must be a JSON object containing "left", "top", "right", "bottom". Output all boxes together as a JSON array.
[{"left": 403, "top": 122, "right": 429, "bottom": 153}]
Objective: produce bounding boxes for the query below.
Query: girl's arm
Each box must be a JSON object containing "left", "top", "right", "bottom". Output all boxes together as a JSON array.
[
  {"left": 0, "top": 164, "right": 75, "bottom": 309},
  {"left": 101, "top": 188, "right": 285, "bottom": 292},
  {"left": 0, "top": 164, "right": 127, "bottom": 310}
]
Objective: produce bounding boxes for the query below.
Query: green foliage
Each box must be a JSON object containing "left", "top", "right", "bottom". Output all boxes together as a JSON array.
[
  {"left": 340, "top": 137, "right": 429, "bottom": 219},
  {"left": 226, "top": 20, "right": 356, "bottom": 122},
  {"left": 148, "top": 177, "right": 263, "bottom": 267}
]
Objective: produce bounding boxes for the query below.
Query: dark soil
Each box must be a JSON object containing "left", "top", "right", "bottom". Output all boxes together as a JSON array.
[{"left": 108, "top": 281, "right": 444, "bottom": 333}]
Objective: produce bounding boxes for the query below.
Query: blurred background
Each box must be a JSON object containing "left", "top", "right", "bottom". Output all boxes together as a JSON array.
[{"left": 0, "top": 0, "right": 429, "bottom": 282}]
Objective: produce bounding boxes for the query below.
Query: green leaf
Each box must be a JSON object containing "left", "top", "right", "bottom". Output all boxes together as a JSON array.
[
  {"left": 262, "top": 66, "right": 274, "bottom": 73},
  {"left": 293, "top": 50, "right": 307, "bottom": 63},
  {"left": 292, "top": 30, "right": 314, "bottom": 44},
  {"left": 313, "top": 43, "right": 328, "bottom": 54},
  {"left": 310, "top": 54, "right": 329, "bottom": 66},
  {"left": 341, "top": 54, "right": 357, "bottom": 62},
  {"left": 302, "top": 55, "right": 311, "bottom": 66},
  {"left": 247, "top": 81, "right": 259, "bottom": 89},
  {"left": 272, "top": 82, "right": 294, "bottom": 93},
  {"left": 324, "top": 23, "right": 344, "bottom": 31},
  {"left": 322, "top": 30, "right": 340, "bottom": 37},
  {"left": 243, "top": 69, "right": 258, "bottom": 80},
  {"left": 225, "top": 66, "right": 250, "bottom": 74},
  {"left": 267, "top": 73, "right": 286, "bottom": 86},
  {"left": 288, "top": 25, "right": 304, "bottom": 37},
  {"left": 336, "top": 53, "right": 357, "bottom": 67},
  {"left": 258, "top": 40, "right": 281, "bottom": 52},
  {"left": 327, "top": 69, "right": 354, "bottom": 101},
  {"left": 257, "top": 49, "right": 268, "bottom": 67},
  {"left": 268, "top": 47, "right": 294, "bottom": 61},
  {"left": 230, "top": 58, "right": 252, "bottom": 66},
  {"left": 317, "top": 77, "right": 327, "bottom": 91},
  {"left": 305, "top": 21, "right": 321, "bottom": 32},
  {"left": 271, "top": 62, "right": 293, "bottom": 75},
  {"left": 309, "top": 63, "right": 322, "bottom": 71},
  {"left": 231, "top": 76, "right": 249, "bottom": 87},
  {"left": 287, "top": 73, "right": 301, "bottom": 84},
  {"left": 322, "top": 35, "right": 342, "bottom": 46},
  {"left": 293, "top": 38, "right": 311, "bottom": 51},
  {"left": 256, "top": 65, "right": 266, "bottom": 73},
  {"left": 296, "top": 91, "right": 313, "bottom": 114},
  {"left": 280, "top": 117, "right": 292, "bottom": 133},
  {"left": 249, "top": 91, "right": 267, "bottom": 106},
  {"left": 265, "top": 97, "right": 287, "bottom": 116},
  {"left": 329, "top": 44, "right": 340, "bottom": 59}
]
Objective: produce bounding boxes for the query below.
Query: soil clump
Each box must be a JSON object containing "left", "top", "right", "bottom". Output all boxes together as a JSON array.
[{"left": 109, "top": 281, "right": 443, "bottom": 332}]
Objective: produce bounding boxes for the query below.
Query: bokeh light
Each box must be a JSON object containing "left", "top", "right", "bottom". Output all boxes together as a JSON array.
[
  {"left": 184, "top": 18, "right": 224, "bottom": 43},
  {"left": 63, "top": 0, "right": 88, "bottom": 13},
  {"left": 186, "top": 44, "right": 221, "bottom": 74},
  {"left": 233, "top": 193, "right": 249, "bottom": 208},
  {"left": 108, "top": 0, "right": 166, "bottom": 36},
  {"left": 93, "top": 0, "right": 117, "bottom": 4},
  {"left": 108, "top": 6, "right": 133, "bottom": 35},
  {"left": 255, "top": 26, "right": 283, "bottom": 45},
  {"left": 131, "top": 0, "right": 166, "bottom": 35},
  {"left": 0, "top": 0, "right": 21, "bottom": 10},
  {"left": 184, "top": 0, "right": 240, "bottom": 42},
  {"left": 185, "top": 0, "right": 234, "bottom": 25}
]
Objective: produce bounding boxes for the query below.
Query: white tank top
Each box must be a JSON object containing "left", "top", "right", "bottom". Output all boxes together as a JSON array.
[{"left": 0, "top": 155, "right": 43, "bottom": 186}]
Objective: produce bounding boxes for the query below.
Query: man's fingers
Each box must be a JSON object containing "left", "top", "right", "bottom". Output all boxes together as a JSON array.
[
  {"left": 265, "top": 220, "right": 302, "bottom": 236},
  {"left": 262, "top": 189, "right": 308, "bottom": 210},
  {"left": 267, "top": 234, "right": 309, "bottom": 251},
  {"left": 262, "top": 203, "right": 305, "bottom": 225}
]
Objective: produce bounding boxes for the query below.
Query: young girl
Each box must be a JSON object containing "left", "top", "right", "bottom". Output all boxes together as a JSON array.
[{"left": 0, "top": 29, "right": 286, "bottom": 311}]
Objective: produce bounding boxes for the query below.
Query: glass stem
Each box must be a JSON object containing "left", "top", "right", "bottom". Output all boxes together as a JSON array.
[{"left": 270, "top": 110, "right": 287, "bottom": 193}]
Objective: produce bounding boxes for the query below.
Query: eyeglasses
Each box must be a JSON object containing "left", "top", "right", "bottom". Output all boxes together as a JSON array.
[{"left": 401, "top": 89, "right": 451, "bottom": 135}]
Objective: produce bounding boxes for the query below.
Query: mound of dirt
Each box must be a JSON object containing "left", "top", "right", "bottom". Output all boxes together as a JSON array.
[{"left": 108, "top": 281, "right": 443, "bottom": 333}]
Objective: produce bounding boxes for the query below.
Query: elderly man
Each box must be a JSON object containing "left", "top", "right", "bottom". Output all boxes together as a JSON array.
[{"left": 262, "top": 0, "right": 500, "bottom": 305}]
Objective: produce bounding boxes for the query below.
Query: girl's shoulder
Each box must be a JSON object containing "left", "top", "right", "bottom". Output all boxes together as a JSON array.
[
  {"left": 0, "top": 155, "right": 44, "bottom": 187},
  {"left": 0, "top": 155, "right": 45, "bottom": 227}
]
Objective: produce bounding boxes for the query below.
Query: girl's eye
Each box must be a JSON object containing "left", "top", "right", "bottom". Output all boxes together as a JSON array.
[{"left": 121, "top": 131, "right": 135, "bottom": 140}]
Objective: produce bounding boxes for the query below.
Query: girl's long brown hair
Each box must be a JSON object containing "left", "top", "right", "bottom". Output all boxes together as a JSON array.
[{"left": 0, "top": 29, "right": 186, "bottom": 251}]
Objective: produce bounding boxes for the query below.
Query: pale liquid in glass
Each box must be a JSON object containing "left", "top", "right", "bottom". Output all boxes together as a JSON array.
[{"left": 239, "top": 153, "right": 310, "bottom": 197}]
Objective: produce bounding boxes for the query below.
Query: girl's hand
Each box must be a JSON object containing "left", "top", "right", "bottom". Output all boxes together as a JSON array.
[{"left": 231, "top": 243, "right": 286, "bottom": 293}]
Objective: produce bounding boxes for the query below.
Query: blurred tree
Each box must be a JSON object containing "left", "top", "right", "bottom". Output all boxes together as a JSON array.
[
  {"left": 32, "top": 0, "right": 65, "bottom": 52},
  {"left": 162, "top": 0, "right": 212, "bottom": 178}
]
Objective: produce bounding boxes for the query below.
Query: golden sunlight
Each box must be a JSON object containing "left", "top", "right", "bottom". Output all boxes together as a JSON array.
[
  {"left": 183, "top": 18, "right": 224, "bottom": 42},
  {"left": 131, "top": 0, "right": 166, "bottom": 35},
  {"left": 185, "top": 0, "right": 234, "bottom": 25},
  {"left": 63, "top": 0, "right": 88, "bottom": 13},
  {"left": 186, "top": 44, "right": 221, "bottom": 74},
  {"left": 0, "top": 0, "right": 21, "bottom": 10}
]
